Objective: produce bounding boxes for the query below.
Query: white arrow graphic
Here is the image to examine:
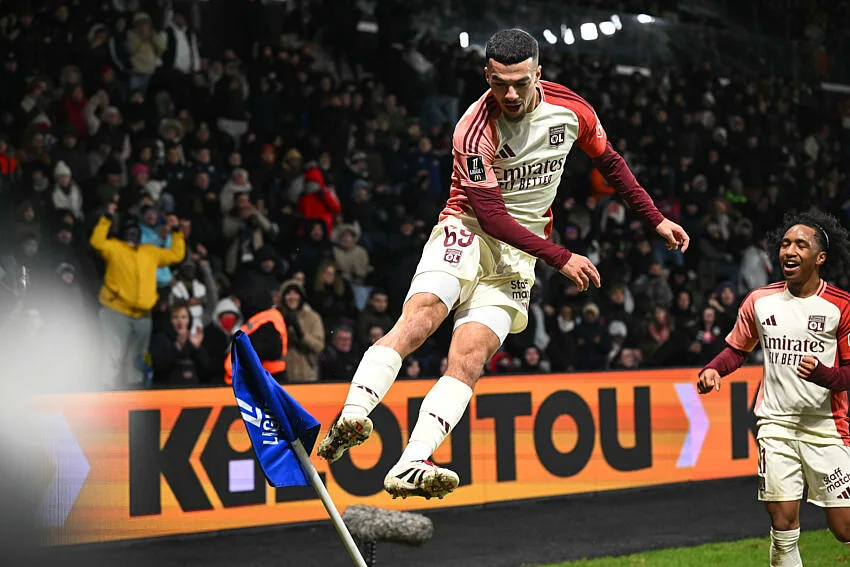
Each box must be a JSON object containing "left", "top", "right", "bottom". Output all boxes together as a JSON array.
[
  {"left": 237, "top": 398, "right": 263, "bottom": 427},
  {"left": 674, "top": 383, "right": 710, "bottom": 468},
  {"left": 39, "top": 414, "right": 90, "bottom": 527}
]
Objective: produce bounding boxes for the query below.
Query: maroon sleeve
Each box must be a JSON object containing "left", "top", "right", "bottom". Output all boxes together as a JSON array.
[
  {"left": 465, "top": 184, "right": 572, "bottom": 269},
  {"left": 701, "top": 345, "right": 748, "bottom": 377},
  {"left": 805, "top": 361, "right": 850, "bottom": 391},
  {"left": 591, "top": 141, "right": 665, "bottom": 228}
]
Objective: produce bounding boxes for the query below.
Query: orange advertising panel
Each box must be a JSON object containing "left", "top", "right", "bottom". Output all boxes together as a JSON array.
[{"left": 39, "top": 367, "right": 764, "bottom": 545}]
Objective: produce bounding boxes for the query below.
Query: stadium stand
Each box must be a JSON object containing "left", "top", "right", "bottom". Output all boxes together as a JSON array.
[{"left": 1, "top": 0, "right": 848, "bottom": 388}]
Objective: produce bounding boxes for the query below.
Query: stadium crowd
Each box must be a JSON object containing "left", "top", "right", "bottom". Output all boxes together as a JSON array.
[{"left": 1, "top": 0, "right": 848, "bottom": 388}]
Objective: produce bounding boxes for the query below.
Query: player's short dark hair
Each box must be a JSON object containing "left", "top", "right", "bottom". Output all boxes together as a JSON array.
[
  {"left": 485, "top": 29, "right": 539, "bottom": 66},
  {"left": 766, "top": 209, "right": 850, "bottom": 280}
]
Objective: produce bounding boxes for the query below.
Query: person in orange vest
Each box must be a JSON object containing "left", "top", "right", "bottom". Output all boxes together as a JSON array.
[{"left": 223, "top": 303, "right": 288, "bottom": 384}]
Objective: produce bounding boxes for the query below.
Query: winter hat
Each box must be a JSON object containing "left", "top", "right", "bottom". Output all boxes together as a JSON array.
[
  {"left": 609, "top": 321, "right": 628, "bottom": 338},
  {"left": 583, "top": 302, "right": 600, "bottom": 318},
  {"left": 131, "top": 163, "right": 149, "bottom": 177},
  {"left": 280, "top": 280, "right": 307, "bottom": 299},
  {"left": 54, "top": 160, "right": 72, "bottom": 178}
]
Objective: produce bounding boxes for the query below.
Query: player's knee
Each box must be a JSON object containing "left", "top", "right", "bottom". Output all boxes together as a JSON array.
[
  {"left": 402, "top": 306, "right": 442, "bottom": 339},
  {"left": 445, "top": 355, "right": 485, "bottom": 385},
  {"left": 771, "top": 517, "right": 799, "bottom": 532}
]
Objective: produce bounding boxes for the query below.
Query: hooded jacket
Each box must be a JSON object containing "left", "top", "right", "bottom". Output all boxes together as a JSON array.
[
  {"left": 89, "top": 215, "right": 185, "bottom": 317},
  {"left": 201, "top": 297, "right": 243, "bottom": 384},
  {"left": 280, "top": 279, "right": 325, "bottom": 383},
  {"left": 296, "top": 167, "right": 341, "bottom": 235}
]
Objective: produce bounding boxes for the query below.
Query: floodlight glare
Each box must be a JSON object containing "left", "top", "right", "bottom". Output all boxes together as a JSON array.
[{"left": 580, "top": 23, "right": 598, "bottom": 41}]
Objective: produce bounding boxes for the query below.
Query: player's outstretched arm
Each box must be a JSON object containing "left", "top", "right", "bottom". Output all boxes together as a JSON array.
[
  {"left": 697, "top": 346, "right": 748, "bottom": 394},
  {"left": 591, "top": 142, "right": 690, "bottom": 252},
  {"left": 465, "top": 185, "right": 600, "bottom": 291}
]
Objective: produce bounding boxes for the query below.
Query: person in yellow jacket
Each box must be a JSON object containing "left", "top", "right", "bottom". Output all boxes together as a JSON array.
[{"left": 90, "top": 205, "right": 186, "bottom": 388}]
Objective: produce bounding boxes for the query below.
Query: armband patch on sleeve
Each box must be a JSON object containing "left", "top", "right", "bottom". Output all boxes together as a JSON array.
[{"left": 466, "top": 155, "right": 485, "bottom": 183}]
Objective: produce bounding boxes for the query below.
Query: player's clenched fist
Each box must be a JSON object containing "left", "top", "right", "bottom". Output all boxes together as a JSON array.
[
  {"left": 560, "top": 253, "right": 601, "bottom": 293},
  {"left": 796, "top": 355, "right": 818, "bottom": 380},
  {"left": 697, "top": 368, "right": 721, "bottom": 394}
]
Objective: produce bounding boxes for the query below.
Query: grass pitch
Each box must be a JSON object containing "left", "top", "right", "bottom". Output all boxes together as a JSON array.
[{"left": 537, "top": 529, "right": 847, "bottom": 566}]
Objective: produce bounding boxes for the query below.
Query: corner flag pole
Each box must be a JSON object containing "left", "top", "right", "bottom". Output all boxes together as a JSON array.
[{"left": 291, "top": 439, "right": 367, "bottom": 567}]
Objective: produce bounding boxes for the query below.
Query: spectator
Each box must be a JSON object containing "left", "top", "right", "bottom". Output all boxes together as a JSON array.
[
  {"left": 232, "top": 244, "right": 284, "bottom": 316},
  {"left": 699, "top": 222, "right": 738, "bottom": 291},
  {"left": 518, "top": 346, "right": 550, "bottom": 373},
  {"left": 606, "top": 321, "right": 629, "bottom": 368},
  {"left": 297, "top": 220, "right": 334, "bottom": 287},
  {"left": 139, "top": 207, "right": 174, "bottom": 290},
  {"left": 162, "top": 10, "right": 201, "bottom": 108},
  {"left": 689, "top": 306, "right": 725, "bottom": 365},
  {"left": 612, "top": 347, "right": 642, "bottom": 370},
  {"left": 739, "top": 237, "right": 772, "bottom": 294},
  {"left": 707, "top": 282, "right": 739, "bottom": 335},
  {"left": 402, "top": 357, "right": 422, "bottom": 379},
  {"left": 53, "top": 125, "right": 90, "bottom": 183},
  {"left": 488, "top": 350, "right": 515, "bottom": 375},
  {"left": 646, "top": 306, "right": 672, "bottom": 348},
  {"left": 367, "top": 325, "right": 386, "bottom": 347},
  {"left": 51, "top": 161, "right": 84, "bottom": 220},
  {"left": 575, "top": 303, "right": 611, "bottom": 370},
  {"left": 318, "top": 326, "right": 359, "bottom": 381},
  {"left": 631, "top": 262, "right": 674, "bottom": 316},
  {"left": 219, "top": 168, "right": 253, "bottom": 215},
  {"left": 149, "top": 302, "right": 210, "bottom": 386},
  {"left": 279, "top": 279, "right": 325, "bottom": 383},
  {"left": 89, "top": 206, "right": 185, "bottom": 388},
  {"left": 671, "top": 290, "right": 696, "bottom": 331},
  {"left": 200, "top": 297, "right": 243, "bottom": 384},
  {"left": 297, "top": 166, "right": 342, "bottom": 236},
  {"left": 332, "top": 223, "right": 372, "bottom": 285},
  {"left": 311, "top": 259, "right": 355, "bottom": 332},
  {"left": 222, "top": 192, "right": 277, "bottom": 276},
  {"left": 0, "top": 132, "right": 20, "bottom": 200},
  {"left": 126, "top": 12, "right": 166, "bottom": 93},
  {"left": 356, "top": 288, "right": 392, "bottom": 347},
  {"left": 547, "top": 304, "right": 579, "bottom": 372},
  {"left": 213, "top": 55, "right": 249, "bottom": 148},
  {"left": 169, "top": 258, "right": 216, "bottom": 333},
  {"left": 223, "top": 299, "right": 289, "bottom": 384}
]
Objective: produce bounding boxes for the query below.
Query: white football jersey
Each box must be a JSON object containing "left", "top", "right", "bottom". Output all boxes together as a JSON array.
[
  {"left": 440, "top": 81, "right": 607, "bottom": 277},
  {"left": 727, "top": 281, "right": 850, "bottom": 445}
]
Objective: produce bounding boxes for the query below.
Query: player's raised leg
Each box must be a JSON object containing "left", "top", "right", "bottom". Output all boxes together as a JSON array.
[
  {"left": 384, "top": 306, "right": 508, "bottom": 499},
  {"left": 317, "top": 272, "right": 460, "bottom": 463},
  {"left": 765, "top": 501, "right": 802, "bottom": 567}
]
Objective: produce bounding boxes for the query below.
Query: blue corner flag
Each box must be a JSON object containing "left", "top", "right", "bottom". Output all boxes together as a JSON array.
[{"left": 231, "top": 330, "right": 321, "bottom": 487}]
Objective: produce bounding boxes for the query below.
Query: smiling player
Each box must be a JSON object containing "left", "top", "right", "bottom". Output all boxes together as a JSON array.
[
  {"left": 698, "top": 210, "right": 850, "bottom": 566},
  {"left": 318, "top": 28, "right": 689, "bottom": 500}
]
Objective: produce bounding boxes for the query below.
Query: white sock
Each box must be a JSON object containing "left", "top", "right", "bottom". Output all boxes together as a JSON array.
[
  {"left": 340, "top": 346, "right": 402, "bottom": 419},
  {"left": 770, "top": 527, "right": 802, "bottom": 567},
  {"left": 400, "top": 376, "right": 473, "bottom": 463}
]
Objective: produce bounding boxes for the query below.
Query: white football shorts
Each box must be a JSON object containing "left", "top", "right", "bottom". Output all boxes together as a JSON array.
[
  {"left": 404, "top": 218, "right": 535, "bottom": 336},
  {"left": 758, "top": 436, "right": 850, "bottom": 507}
]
